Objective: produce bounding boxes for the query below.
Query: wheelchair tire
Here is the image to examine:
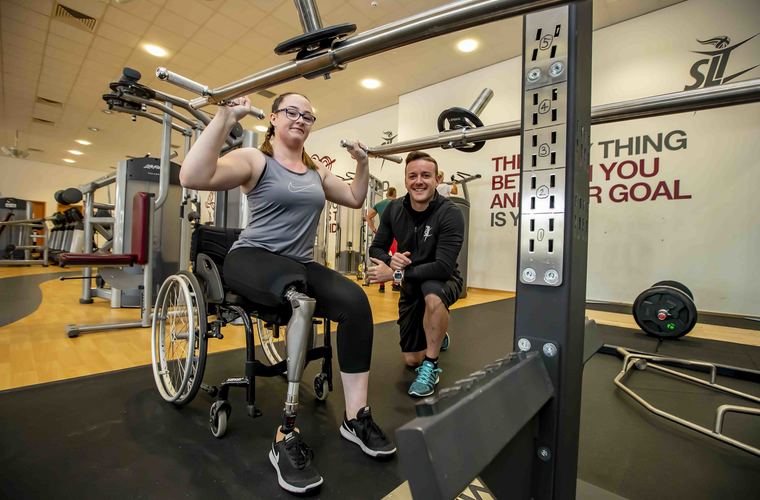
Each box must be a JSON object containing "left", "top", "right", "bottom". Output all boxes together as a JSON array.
[{"left": 151, "top": 271, "right": 208, "bottom": 406}]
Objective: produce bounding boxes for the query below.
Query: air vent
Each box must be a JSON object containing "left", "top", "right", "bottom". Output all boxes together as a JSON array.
[
  {"left": 36, "top": 96, "right": 64, "bottom": 107},
  {"left": 32, "top": 117, "right": 56, "bottom": 126},
  {"left": 28, "top": 147, "right": 45, "bottom": 152},
  {"left": 52, "top": 3, "right": 97, "bottom": 32},
  {"left": 257, "top": 90, "right": 276, "bottom": 99}
]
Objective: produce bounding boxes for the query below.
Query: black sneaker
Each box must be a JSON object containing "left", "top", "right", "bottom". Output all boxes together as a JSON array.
[
  {"left": 268, "top": 430, "right": 323, "bottom": 494},
  {"left": 340, "top": 406, "right": 397, "bottom": 457}
]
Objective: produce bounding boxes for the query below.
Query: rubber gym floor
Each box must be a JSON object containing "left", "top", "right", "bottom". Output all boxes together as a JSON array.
[{"left": 1, "top": 293, "right": 759, "bottom": 499}]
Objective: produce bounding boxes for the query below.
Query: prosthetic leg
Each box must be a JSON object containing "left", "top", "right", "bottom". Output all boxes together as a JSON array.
[{"left": 280, "top": 286, "right": 316, "bottom": 434}]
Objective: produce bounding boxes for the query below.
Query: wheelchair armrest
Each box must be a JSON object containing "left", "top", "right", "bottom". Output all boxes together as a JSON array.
[{"left": 196, "top": 253, "right": 225, "bottom": 304}]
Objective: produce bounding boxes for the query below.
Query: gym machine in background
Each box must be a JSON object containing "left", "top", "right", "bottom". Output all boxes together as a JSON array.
[
  {"left": 358, "top": 175, "right": 389, "bottom": 283},
  {"left": 0, "top": 197, "right": 48, "bottom": 267},
  {"left": 445, "top": 171, "right": 482, "bottom": 298}
]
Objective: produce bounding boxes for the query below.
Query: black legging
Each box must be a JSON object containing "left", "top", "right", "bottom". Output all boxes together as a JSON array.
[{"left": 223, "top": 246, "right": 373, "bottom": 373}]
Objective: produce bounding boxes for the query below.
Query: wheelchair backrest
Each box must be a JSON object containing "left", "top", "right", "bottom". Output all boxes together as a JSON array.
[{"left": 190, "top": 225, "right": 242, "bottom": 286}]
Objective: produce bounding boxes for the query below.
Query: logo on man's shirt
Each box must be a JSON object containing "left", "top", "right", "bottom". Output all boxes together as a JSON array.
[
  {"left": 423, "top": 225, "right": 432, "bottom": 242},
  {"left": 288, "top": 181, "right": 315, "bottom": 193}
]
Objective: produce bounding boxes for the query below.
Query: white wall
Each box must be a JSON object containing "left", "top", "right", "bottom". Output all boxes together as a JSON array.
[
  {"left": 305, "top": 0, "right": 760, "bottom": 316},
  {"left": 0, "top": 157, "right": 112, "bottom": 210}
]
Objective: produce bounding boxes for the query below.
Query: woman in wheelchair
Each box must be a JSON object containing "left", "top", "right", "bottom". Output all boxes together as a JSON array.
[{"left": 180, "top": 92, "right": 395, "bottom": 493}]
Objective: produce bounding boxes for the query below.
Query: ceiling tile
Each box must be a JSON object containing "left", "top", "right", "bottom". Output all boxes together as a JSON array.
[
  {"left": 141, "top": 25, "right": 189, "bottom": 54},
  {"left": 220, "top": 43, "right": 256, "bottom": 64},
  {"left": 236, "top": 29, "right": 274, "bottom": 57},
  {"left": 103, "top": 5, "right": 151, "bottom": 37},
  {"left": 164, "top": 0, "right": 214, "bottom": 26},
  {"left": 168, "top": 52, "right": 209, "bottom": 74},
  {"left": 46, "top": 33, "right": 89, "bottom": 57},
  {"left": 2, "top": 18, "right": 48, "bottom": 44},
  {"left": 247, "top": 0, "right": 288, "bottom": 14},
  {"left": 177, "top": 40, "right": 218, "bottom": 66},
  {"left": 219, "top": 0, "right": 267, "bottom": 28},
  {"left": 42, "top": 54, "right": 79, "bottom": 75},
  {"left": 250, "top": 17, "right": 300, "bottom": 52},
  {"left": 97, "top": 22, "right": 141, "bottom": 48},
  {"left": 90, "top": 36, "right": 133, "bottom": 59},
  {"left": 44, "top": 45, "right": 85, "bottom": 66},
  {"left": 4, "top": 0, "right": 54, "bottom": 17},
  {"left": 112, "top": 1, "right": 162, "bottom": 22},
  {"left": 33, "top": 102, "right": 65, "bottom": 122},
  {"left": 270, "top": 1, "right": 305, "bottom": 30},
  {"left": 152, "top": 9, "right": 201, "bottom": 39},
  {"left": 3, "top": 38, "right": 45, "bottom": 60},
  {"left": 49, "top": 18, "right": 94, "bottom": 45},
  {"left": 2, "top": 2, "right": 50, "bottom": 32},
  {"left": 86, "top": 46, "right": 128, "bottom": 68},
  {"left": 205, "top": 12, "right": 250, "bottom": 41},
  {"left": 192, "top": 29, "right": 234, "bottom": 55}
]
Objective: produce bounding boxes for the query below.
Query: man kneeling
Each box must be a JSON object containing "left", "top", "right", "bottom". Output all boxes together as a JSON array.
[{"left": 367, "top": 151, "right": 464, "bottom": 397}]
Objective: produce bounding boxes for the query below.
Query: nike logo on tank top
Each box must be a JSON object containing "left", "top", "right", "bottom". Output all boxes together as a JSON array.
[{"left": 231, "top": 155, "right": 325, "bottom": 263}]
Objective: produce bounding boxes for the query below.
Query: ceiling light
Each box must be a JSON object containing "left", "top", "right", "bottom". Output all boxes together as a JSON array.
[
  {"left": 62, "top": 158, "right": 76, "bottom": 164},
  {"left": 88, "top": 127, "right": 100, "bottom": 132},
  {"left": 361, "top": 78, "right": 382, "bottom": 89},
  {"left": 75, "top": 139, "right": 92, "bottom": 145},
  {"left": 143, "top": 43, "right": 168, "bottom": 58},
  {"left": 68, "top": 150, "right": 84, "bottom": 155},
  {"left": 457, "top": 38, "right": 479, "bottom": 53},
  {"left": 254, "top": 125, "right": 268, "bottom": 132}
]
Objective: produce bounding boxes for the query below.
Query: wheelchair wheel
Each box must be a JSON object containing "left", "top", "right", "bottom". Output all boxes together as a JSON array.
[
  {"left": 209, "top": 400, "right": 230, "bottom": 438},
  {"left": 255, "top": 318, "right": 286, "bottom": 367},
  {"left": 151, "top": 271, "right": 208, "bottom": 405}
]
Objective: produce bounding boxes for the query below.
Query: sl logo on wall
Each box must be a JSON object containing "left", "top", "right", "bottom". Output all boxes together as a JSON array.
[{"left": 685, "top": 33, "right": 759, "bottom": 90}]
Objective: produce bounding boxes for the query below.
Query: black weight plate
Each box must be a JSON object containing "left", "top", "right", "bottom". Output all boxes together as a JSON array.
[
  {"left": 437, "top": 106, "right": 484, "bottom": 133},
  {"left": 274, "top": 23, "right": 356, "bottom": 56},
  {"left": 652, "top": 280, "right": 694, "bottom": 300},
  {"left": 632, "top": 285, "right": 698, "bottom": 339},
  {"left": 437, "top": 107, "right": 486, "bottom": 152}
]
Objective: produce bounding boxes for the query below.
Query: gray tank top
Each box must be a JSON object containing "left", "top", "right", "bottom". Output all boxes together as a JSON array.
[{"left": 230, "top": 155, "right": 325, "bottom": 263}]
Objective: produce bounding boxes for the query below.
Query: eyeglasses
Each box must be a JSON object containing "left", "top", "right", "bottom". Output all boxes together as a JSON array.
[{"left": 275, "top": 106, "right": 317, "bottom": 125}]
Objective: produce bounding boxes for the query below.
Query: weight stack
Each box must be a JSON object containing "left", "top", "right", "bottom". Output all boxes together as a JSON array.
[{"left": 450, "top": 197, "right": 469, "bottom": 298}]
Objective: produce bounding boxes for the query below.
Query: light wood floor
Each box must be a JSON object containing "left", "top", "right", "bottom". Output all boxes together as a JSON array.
[
  {"left": 0, "top": 267, "right": 509, "bottom": 391},
  {"left": 1, "top": 267, "right": 757, "bottom": 392}
]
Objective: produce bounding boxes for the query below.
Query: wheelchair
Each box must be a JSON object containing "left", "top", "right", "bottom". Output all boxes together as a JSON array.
[{"left": 150, "top": 225, "right": 333, "bottom": 437}]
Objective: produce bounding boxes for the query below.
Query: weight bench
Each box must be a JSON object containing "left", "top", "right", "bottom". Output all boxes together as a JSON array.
[{"left": 60, "top": 192, "right": 154, "bottom": 337}]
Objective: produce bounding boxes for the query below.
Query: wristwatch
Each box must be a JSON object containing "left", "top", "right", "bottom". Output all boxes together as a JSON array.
[{"left": 392, "top": 269, "right": 404, "bottom": 285}]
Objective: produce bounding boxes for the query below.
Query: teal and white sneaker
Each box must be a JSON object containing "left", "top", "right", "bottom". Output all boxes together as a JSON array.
[
  {"left": 440, "top": 332, "right": 450, "bottom": 352},
  {"left": 408, "top": 360, "right": 442, "bottom": 397}
]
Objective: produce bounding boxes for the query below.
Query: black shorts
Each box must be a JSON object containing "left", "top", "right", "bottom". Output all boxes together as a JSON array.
[{"left": 397, "top": 274, "right": 462, "bottom": 353}]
